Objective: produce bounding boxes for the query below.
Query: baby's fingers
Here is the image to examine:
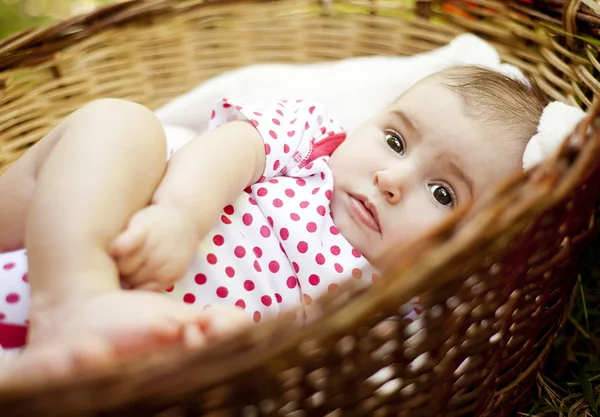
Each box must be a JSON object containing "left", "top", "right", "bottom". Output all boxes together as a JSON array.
[
  {"left": 110, "top": 224, "right": 147, "bottom": 258},
  {"left": 116, "top": 248, "right": 148, "bottom": 277}
]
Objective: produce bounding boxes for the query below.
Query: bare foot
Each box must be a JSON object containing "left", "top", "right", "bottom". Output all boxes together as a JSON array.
[
  {"left": 0, "top": 290, "right": 248, "bottom": 384},
  {"left": 110, "top": 204, "right": 200, "bottom": 291}
]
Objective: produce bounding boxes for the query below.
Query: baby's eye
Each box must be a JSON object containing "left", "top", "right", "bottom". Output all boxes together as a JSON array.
[
  {"left": 429, "top": 184, "right": 456, "bottom": 207},
  {"left": 385, "top": 130, "right": 405, "bottom": 155}
]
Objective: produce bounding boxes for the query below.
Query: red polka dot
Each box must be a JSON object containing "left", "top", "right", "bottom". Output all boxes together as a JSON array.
[
  {"left": 309, "top": 106, "right": 316, "bottom": 114},
  {"left": 2, "top": 263, "right": 15, "bottom": 271},
  {"left": 253, "top": 260, "right": 262, "bottom": 272},
  {"left": 287, "top": 130, "right": 295, "bottom": 138},
  {"left": 216, "top": 287, "right": 229, "bottom": 298},
  {"left": 260, "top": 226, "right": 271, "bottom": 237},
  {"left": 251, "top": 119, "right": 259, "bottom": 127},
  {"left": 244, "top": 280, "right": 255, "bottom": 291},
  {"left": 269, "top": 179, "right": 279, "bottom": 184},
  {"left": 22, "top": 273, "right": 29, "bottom": 283},
  {"left": 235, "top": 299, "right": 246, "bottom": 309},
  {"left": 330, "top": 225, "right": 340, "bottom": 235},
  {"left": 306, "top": 222, "right": 317, "bottom": 233},
  {"left": 290, "top": 213, "right": 301, "bottom": 221},
  {"left": 223, "top": 102, "right": 231, "bottom": 108},
  {"left": 224, "top": 205, "right": 235, "bottom": 215},
  {"left": 305, "top": 121, "right": 310, "bottom": 129},
  {"left": 261, "top": 295, "right": 272, "bottom": 307},
  {"left": 312, "top": 187, "right": 320, "bottom": 195},
  {"left": 254, "top": 111, "right": 263, "bottom": 116},
  {"left": 195, "top": 273, "right": 207, "bottom": 285},
  {"left": 276, "top": 108, "right": 284, "bottom": 116},
  {"left": 243, "top": 213, "right": 253, "bottom": 225},
  {"left": 259, "top": 176, "right": 266, "bottom": 182},
  {"left": 326, "top": 190, "right": 333, "bottom": 200},
  {"left": 0, "top": 313, "right": 5, "bottom": 321},
  {"left": 264, "top": 143, "right": 271, "bottom": 155},
  {"left": 320, "top": 127, "right": 327, "bottom": 135},
  {"left": 183, "top": 293, "right": 196, "bottom": 304},
  {"left": 297, "top": 241, "right": 308, "bottom": 253},
  {"left": 320, "top": 172, "right": 326, "bottom": 180},
  {"left": 292, "top": 262, "right": 300, "bottom": 273},
  {"left": 285, "top": 189, "right": 295, "bottom": 198},
  {"left": 275, "top": 293, "right": 282, "bottom": 303},
  {"left": 272, "top": 118, "right": 281, "bottom": 126},
  {"left": 330, "top": 246, "right": 341, "bottom": 256},
  {"left": 279, "top": 243, "right": 286, "bottom": 254},
  {"left": 352, "top": 249, "right": 361, "bottom": 258},
  {"left": 273, "top": 198, "right": 283, "bottom": 208},
  {"left": 328, "top": 283, "right": 340, "bottom": 293},
  {"left": 317, "top": 205, "right": 326, "bottom": 216},
  {"left": 269, "top": 261, "right": 280, "bottom": 273},
  {"left": 211, "top": 110, "right": 216, "bottom": 119},
  {"left": 296, "top": 179, "right": 306, "bottom": 186},
  {"left": 334, "top": 263, "right": 344, "bottom": 273},
  {"left": 213, "top": 235, "right": 225, "bottom": 246},
  {"left": 315, "top": 253, "right": 325, "bottom": 265},
  {"left": 280, "top": 228, "right": 289, "bottom": 240},
  {"left": 352, "top": 268, "right": 363, "bottom": 279},
  {"left": 249, "top": 197, "right": 257, "bottom": 205},
  {"left": 225, "top": 267, "right": 235, "bottom": 277},
  {"left": 300, "top": 201, "right": 310, "bottom": 209},
  {"left": 286, "top": 276, "right": 298, "bottom": 288},
  {"left": 207, "top": 253, "right": 218, "bottom": 264},
  {"left": 221, "top": 215, "right": 231, "bottom": 224},
  {"left": 253, "top": 311, "right": 262, "bottom": 323},
  {"left": 273, "top": 160, "right": 280, "bottom": 170},
  {"left": 5, "top": 293, "right": 19, "bottom": 304},
  {"left": 234, "top": 246, "right": 246, "bottom": 258},
  {"left": 257, "top": 187, "right": 268, "bottom": 197},
  {"left": 253, "top": 246, "right": 263, "bottom": 258},
  {"left": 308, "top": 274, "right": 320, "bottom": 286},
  {"left": 166, "top": 285, "right": 174, "bottom": 292},
  {"left": 267, "top": 217, "right": 274, "bottom": 227},
  {"left": 269, "top": 130, "right": 278, "bottom": 139}
]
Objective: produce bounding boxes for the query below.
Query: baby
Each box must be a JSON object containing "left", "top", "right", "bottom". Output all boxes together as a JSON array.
[{"left": 0, "top": 65, "right": 548, "bottom": 376}]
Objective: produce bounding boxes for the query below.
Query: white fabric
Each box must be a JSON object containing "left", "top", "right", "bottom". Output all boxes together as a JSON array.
[
  {"left": 155, "top": 33, "right": 510, "bottom": 136},
  {"left": 523, "top": 101, "right": 586, "bottom": 169}
]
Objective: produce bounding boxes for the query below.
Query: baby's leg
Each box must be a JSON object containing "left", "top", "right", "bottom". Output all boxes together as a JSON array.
[
  {"left": 24, "top": 99, "right": 167, "bottom": 301},
  {"left": 0, "top": 120, "right": 66, "bottom": 252}
]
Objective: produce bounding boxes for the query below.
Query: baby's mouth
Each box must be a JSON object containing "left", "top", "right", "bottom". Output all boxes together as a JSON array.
[{"left": 348, "top": 193, "right": 381, "bottom": 233}]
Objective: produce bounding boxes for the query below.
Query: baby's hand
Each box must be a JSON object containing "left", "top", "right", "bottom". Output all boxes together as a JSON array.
[{"left": 110, "top": 204, "right": 199, "bottom": 291}]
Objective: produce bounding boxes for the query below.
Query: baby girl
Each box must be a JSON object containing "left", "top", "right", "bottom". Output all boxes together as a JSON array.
[{"left": 0, "top": 65, "right": 548, "bottom": 376}]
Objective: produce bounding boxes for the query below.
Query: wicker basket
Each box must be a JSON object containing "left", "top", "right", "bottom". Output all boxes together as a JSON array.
[{"left": 1, "top": 0, "right": 600, "bottom": 415}]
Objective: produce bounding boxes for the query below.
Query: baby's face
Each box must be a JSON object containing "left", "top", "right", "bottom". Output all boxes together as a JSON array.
[{"left": 329, "top": 75, "right": 524, "bottom": 267}]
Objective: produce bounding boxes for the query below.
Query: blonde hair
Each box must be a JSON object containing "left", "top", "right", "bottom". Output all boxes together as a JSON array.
[{"left": 440, "top": 65, "right": 550, "bottom": 144}]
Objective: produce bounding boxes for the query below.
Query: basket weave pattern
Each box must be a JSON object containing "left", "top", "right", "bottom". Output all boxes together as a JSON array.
[{"left": 1, "top": 0, "right": 600, "bottom": 416}]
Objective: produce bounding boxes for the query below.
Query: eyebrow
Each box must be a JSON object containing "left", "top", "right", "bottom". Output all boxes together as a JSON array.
[
  {"left": 445, "top": 158, "right": 474, "bottom": 198},
  {"left": 391, "top": 110, "right": 420, "bottom": 141}
]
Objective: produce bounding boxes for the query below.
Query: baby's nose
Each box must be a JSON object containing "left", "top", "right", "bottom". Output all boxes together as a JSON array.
[{"left": 373, "top": 170, "right": 402, "bottom": 204}]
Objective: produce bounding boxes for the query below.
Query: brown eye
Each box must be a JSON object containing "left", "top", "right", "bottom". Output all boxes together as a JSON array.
[
  {"left": 430, "top": 184, "right": 455, "bottom": 207},
  {"left": 385, "top": 132, "right": 404, "bottom": 155}
]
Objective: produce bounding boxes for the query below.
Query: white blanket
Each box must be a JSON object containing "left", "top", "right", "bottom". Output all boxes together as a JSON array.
[{"left": 155, "top": 33, "right": 519, "bottom": 145}]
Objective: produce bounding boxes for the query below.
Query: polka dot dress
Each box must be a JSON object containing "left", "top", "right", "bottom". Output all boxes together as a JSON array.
[
  {"left": 0, "top": 98, "right": 420, "bottom": 349},
  {"left": 166, "top": 99, "right": 378, "bottom": 324}
]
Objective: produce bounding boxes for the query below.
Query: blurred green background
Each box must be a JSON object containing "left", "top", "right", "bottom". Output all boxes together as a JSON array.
[{"left": 0, "top": 0, "right": 121, "bottom": 39}]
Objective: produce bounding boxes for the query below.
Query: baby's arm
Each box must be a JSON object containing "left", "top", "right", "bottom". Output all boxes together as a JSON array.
[{"left": 110, "top": 121, "right": 265, "bottom": 289}]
